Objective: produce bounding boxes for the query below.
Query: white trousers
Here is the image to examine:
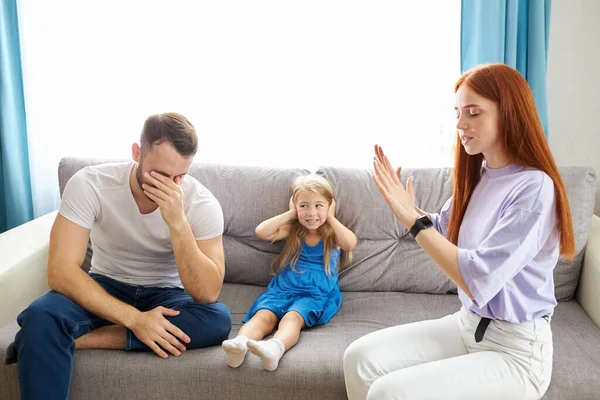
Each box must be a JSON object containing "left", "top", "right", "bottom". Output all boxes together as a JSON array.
[{"left": 343, "top": 307, "right": 553, "bottom": 400}]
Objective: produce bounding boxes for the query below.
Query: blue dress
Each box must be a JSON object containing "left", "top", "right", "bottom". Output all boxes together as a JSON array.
[{"left": 243, "top": 240, "right": 342, "bottom": 327}]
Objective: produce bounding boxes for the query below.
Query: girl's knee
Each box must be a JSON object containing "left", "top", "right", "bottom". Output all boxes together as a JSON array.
[
  {"left": 281, "top": 311, "right": 305, "bottom": 325},
  {"left": 253, "top": 309, "right": 279, "bottom": 326}
]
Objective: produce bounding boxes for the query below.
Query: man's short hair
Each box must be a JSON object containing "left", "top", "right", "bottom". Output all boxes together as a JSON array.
[{"left": 140, "top": 112, "right": 198, "bottom": 157}]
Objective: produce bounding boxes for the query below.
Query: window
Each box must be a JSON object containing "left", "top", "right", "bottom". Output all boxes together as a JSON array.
[{"left": 17, "top": 0, "right": 460, "bottom": 216}]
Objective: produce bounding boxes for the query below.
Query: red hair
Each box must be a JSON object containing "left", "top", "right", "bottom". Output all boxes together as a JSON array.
[{"left": 447, "top": 63, "right": 575, "bottom": 259}]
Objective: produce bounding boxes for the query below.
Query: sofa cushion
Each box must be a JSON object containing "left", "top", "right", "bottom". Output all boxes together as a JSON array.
[
  {"left": 2, "top": 284, "right": 599, "bottom": 399},
  {"left": 316, "top": 166, "right": 597, "bottom": 301},
  {"left": 186, "top": 162, "right": 310, "bottom": 285}
]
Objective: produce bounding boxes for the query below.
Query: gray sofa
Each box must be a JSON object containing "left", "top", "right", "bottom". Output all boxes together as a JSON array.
[{"left": 1, "top": 157, "right": 599, "bottom": 399}]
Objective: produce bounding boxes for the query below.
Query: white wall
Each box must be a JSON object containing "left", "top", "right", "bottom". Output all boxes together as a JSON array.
[{"left": 547, "top": 0, "right": 600, "bottom": 215}]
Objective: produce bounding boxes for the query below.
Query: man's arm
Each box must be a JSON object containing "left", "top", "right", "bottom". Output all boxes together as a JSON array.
[
  {"left": 142, "top": 171, "right": 225, "bottom": 303},
  {"left": 169, "top": 223, "right": 225, "bottom": 304},
  {"left": 48, "top": 214, "right": 191, "bottom": 358},
  {"left": 47, "top": 214, "right": 141, "bottom": 327}
]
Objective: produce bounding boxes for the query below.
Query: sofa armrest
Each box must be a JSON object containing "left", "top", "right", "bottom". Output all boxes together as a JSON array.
[
  {"left": 576, "top": 214, "right": 600, "bottom": 329},
  {"left": 0, "top": 211, "right": 57, "bottom": 328}
]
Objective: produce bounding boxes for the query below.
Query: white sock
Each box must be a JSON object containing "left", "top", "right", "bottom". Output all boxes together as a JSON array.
[
  {"left": 247, "top": 338, "right": 285, "bottom": 371},
  {"left": 221, "top": 336, "right": 249, "bottom": 368}
]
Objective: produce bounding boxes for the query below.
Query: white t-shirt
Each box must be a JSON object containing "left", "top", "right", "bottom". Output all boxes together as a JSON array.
[{"left": 59, "top": 161, "right": 224, "bottom": 288}]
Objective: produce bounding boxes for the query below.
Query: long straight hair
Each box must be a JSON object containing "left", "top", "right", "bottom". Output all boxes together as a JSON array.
[
  {"left": 448, "top": 64, "right": 575, "bottom": 258},
  {"left": 271, "top": 175, "right": 352, "bottom": 276}
]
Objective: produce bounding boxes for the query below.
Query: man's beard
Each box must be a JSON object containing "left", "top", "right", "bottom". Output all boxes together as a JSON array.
[{"left": 135, "top": 161, "right": 156, "bottom": 203}]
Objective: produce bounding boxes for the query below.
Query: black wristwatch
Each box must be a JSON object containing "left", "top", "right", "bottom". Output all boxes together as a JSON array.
[{"left": 409, "top": 215, "right": 433, "bottom": 238}]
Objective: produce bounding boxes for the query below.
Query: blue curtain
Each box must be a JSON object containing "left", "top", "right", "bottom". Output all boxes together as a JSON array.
[
  {"left": 0, "top": 0, "right": 34, "bottom": 232},
  {"left": 461, "top": 0, "right": 552, "bottom": 136}
]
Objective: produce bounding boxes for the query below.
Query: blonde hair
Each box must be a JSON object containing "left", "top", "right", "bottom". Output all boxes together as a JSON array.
[{"left": 271, "top": 175, "right": 352, "bottom": 276}]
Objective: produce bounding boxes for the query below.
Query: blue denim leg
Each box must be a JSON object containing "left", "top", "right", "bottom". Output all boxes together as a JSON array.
[
  {"left": 126, "top": 287, "right": 232, "bottom": 351},
  {"left": 14, "top": 274, "right": 137, "bottom": 400}
]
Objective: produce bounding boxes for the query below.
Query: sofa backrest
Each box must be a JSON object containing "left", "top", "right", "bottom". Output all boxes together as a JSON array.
[{"left": 58, "top": 157, "right": 596, "bottom": 301}]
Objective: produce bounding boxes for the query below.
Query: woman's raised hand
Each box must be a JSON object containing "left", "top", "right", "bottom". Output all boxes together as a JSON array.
[{"left": 372, "top": 145, "right": 419, "bottom": 228}]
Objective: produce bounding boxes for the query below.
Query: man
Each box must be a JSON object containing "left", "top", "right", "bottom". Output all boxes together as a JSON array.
[{"left": 7, "top": 112, "right": 231, "bottom": 400}]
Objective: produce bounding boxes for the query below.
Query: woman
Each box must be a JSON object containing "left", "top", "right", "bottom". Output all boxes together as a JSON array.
[{"left": 343, "top": 63, "right": 575, "bottom": 400}]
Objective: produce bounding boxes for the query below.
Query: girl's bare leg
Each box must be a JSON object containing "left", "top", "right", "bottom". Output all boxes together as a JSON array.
[{"left": 247, "top": 311, "right": 305, "bottom": 371}]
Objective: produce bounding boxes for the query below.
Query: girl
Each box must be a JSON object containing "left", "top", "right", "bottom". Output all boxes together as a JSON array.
[
  {"left": 222, "top": 174, "right": 357, "bottom": 371},
  {"left": 344, "top": 63, "right": 575, "bottom": 399}
]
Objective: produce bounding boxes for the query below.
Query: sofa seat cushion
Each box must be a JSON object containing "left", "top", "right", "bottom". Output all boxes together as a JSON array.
[{"left": 2, "top": 283, "right": 599, "bottom": 399}]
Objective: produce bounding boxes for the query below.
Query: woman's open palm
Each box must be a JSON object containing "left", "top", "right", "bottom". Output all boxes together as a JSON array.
[{"left": 372, "top": 145, "right": 417, "bottom": 227}]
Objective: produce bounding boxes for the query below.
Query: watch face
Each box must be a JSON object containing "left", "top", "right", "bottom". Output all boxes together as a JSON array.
[
  {"left": 410, "top": 215, "right": 432, "bottom": 238},
  {"left": 418, "top": 215, "right": 433, "bottom": 228}
]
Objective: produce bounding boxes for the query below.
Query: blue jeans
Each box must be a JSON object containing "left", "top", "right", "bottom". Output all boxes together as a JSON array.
[{"left": 13, "top": 273, "right": 231, "bottom": 400}]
